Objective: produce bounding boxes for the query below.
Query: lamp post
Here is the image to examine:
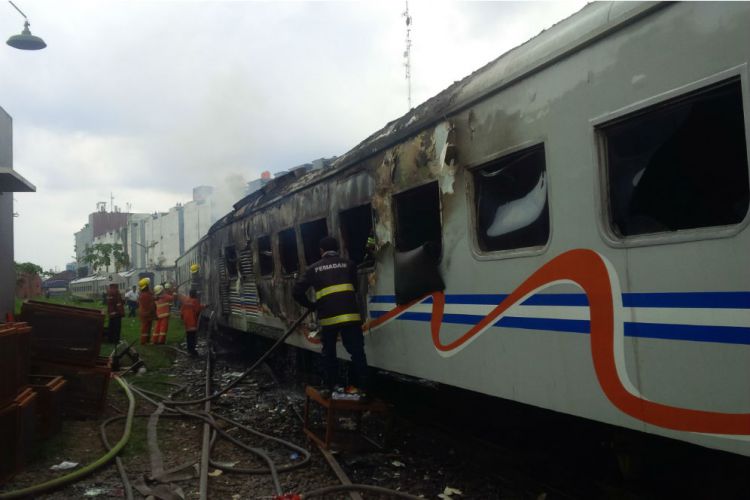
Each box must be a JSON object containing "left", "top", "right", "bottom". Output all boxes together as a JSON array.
[
  {"left": 6, "top": 1, "right": 46, "bottom": 50},
  {"left": 134, "top": 241, "right": 158, "bottom": 269}
]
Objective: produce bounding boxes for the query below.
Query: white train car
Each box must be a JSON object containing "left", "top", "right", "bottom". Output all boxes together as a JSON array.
[
  {"left": 69, "top": 269, "right": 153, "bottom": 301},
  {"left": 178, "top": 2, "right": 750, "bottom": 456}
]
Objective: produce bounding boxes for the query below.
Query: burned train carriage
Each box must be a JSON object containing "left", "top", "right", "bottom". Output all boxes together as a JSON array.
[{"left": 177, "top": 1, "right": 750, "bottom": 457}]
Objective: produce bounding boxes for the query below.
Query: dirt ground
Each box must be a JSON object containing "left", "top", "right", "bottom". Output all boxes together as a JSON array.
[{"left": 1, "top": 333, "right": 537, "bottom": 500}]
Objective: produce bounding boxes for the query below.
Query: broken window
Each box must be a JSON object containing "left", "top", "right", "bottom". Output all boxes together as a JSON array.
[
  {"left": 394, "top": 181, "right": 442, "bottom": 254},
  {"left": 601, "top": 78, "right": 749, "bottom": 237},
  {"left": 473, "top": 144, "right": 549, "bottom": 252},
  {"left": 340, "top": 204, "right": 374, "bottom": 265},
  {"left": 224, "top": 246, "right": 239, "bottom": 279},
  {"left": 300, "top": 218, "right": 328, "bottom": 265},
  {"left": 257, "top": 235, "right": 274, "bottom": 277},
  {"left": 278, "top": 228, "right": 299, "bottom": 275}
]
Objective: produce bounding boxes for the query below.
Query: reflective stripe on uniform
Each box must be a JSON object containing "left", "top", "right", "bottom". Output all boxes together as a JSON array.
[
  {"left": 315, "top": 283, "right": 355, "bottom": 300},
  {"left": 156, "top": 301, "right": 171, "bottom": 318},
  {"left": 319, "top": 313, "right": 362, "bottom": 327}
]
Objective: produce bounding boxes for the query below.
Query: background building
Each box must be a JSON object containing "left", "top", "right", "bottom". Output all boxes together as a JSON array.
[
  {"left": 74, "top": 186, "right": 220, "bottom": 277},
  {"left": 72, "top": 168, "right": 316, "bottom": 280}
]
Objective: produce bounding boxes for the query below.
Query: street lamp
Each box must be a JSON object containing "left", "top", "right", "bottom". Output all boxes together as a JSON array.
[
  {"left": 134, "top": 241, "right": 158, "bottom": 269},
  {"left": 6, "top": 1, "right": 46, "bottom": 50}
]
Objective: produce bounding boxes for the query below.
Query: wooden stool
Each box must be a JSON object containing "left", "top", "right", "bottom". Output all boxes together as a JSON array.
[{"left": 303, "top": 385, "right": 390, "bottom": 449}]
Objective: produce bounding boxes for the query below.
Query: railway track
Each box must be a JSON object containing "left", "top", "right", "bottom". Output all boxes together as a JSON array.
[
  {"left": 7, "top": 320, "right": 743, "bottom": 499},
  {"left": 256, "top": 337, "right": 750, "bottom": 500},
  {"left": 100, "top": 316, "right": 424, "bottom": 500}
]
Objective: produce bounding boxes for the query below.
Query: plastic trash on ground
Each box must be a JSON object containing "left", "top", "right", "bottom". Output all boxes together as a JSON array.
[{"left": 49, "top": 461, "right": 79, "bottom": 471}]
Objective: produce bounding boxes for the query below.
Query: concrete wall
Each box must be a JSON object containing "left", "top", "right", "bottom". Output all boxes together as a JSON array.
[{"left": 0, "top": 107, "right": 14, "bottom": 319}]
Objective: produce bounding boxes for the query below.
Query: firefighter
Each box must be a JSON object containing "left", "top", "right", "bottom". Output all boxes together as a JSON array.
[
  {"left": 106, "top": 282, "right": 125, "bottom": 344},
  {"left": 361, "top": 231, "right": 377, "bottom": 267},
  {"left": 179, "top": 288, "right": 204, "bottom": 356},
  {"left": 190, "top": 264, "right": 202, "bottom": 301},
  {"left": 293, "top": 236, "right": 368, "bottom": 400},
  {"left": 138, "top": 278, "right": 156, "bottom": 345},
  {"left": 153, "top": 284, "right": 174, "bottom": 345}
]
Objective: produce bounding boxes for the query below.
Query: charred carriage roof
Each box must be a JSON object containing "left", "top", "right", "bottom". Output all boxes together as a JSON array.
[{"left": 208, "top": 2, "right": 665, "bottom": 234}]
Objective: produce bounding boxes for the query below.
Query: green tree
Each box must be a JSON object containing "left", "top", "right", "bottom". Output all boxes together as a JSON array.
[
  {"left": 15, "top": 261, "right": 43, "bottom": 275},
  {"left": 15, "top": 261, "right": 43, "bottom": 288},
  {"left": 112, "top": 244, "right": 130, "bottom": 271},
  {"left": 83, "top": 243, "right": 129, "bottom": 273}
]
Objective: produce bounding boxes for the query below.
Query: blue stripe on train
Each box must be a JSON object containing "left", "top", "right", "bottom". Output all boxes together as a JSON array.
[
  {"left": 369, "top": 292, "right": 750, "bottom": 309},
  {"left": 367, "top": 311, "right": 750, "bottom": 345}
]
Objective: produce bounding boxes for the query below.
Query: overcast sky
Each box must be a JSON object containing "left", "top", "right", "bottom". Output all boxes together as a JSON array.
[{"left": 2, "top": 0, "right": 587, "bottom": 271}]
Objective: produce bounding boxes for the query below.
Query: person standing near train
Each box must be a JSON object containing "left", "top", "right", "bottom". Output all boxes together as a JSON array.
[
  {"left": 106, "top": 282, "right": 125, "bottom": 344},
  {"left": 153, "top": 284, "right": 174, "bottom": 345},
  {"left": 178, "top": 288, "right": 204, "bottom": 357},
  {"left": 138, "top": 278, "right": 156, "bottom": 345},
  {"left": 124, "top": 285, "right": 138, "bottom": 317},
  {"left": 292, "top": 236, "right": 368, "bottom": 400}
]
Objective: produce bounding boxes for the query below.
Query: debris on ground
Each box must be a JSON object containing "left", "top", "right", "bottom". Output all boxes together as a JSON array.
[{"left": 49, "top": 461, "right": 78, "bottom": 471}]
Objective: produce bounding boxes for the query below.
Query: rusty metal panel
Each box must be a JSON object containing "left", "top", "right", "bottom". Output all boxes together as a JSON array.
[
  {"left": 21, "top": 301, "right": 104, "bottom": 367},
  {"left": 13, "top": 388, "right": 37, "bottom": 472},
  {"left": 29, "top": 375, "right": 66, "bottom": 439},
  {"left": 0, "top": 402, "right": 19, "bottom": 485},
  {"left": 0, "top": 323, "right": 31, "bottom": 409},
  {"left": 31, "top": 358, "right": 111, "bottom": 418}
]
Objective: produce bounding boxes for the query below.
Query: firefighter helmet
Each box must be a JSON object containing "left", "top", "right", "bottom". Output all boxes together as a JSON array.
[
  {"left": 190, "top": 264, "right": 200, "bottom": 273},
  {"left": 154, "top": 284, "right": 164, "bottom": 295},
  {"left": 138, "top": 277, "right": 150, "bottom": 290}
]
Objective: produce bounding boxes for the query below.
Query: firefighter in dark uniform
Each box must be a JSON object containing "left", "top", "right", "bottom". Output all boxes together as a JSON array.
[{"left": 293, "top": 236, "right": 368, "bottom": 399}]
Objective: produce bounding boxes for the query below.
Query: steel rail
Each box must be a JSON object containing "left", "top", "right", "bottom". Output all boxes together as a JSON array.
[{"left": 198, "top": 325, "right": 212, "bottom": 500}]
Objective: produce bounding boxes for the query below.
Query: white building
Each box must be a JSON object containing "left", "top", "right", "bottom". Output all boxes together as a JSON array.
[{"left": 85, "top": 186, "right": 219, "bottom": 276}]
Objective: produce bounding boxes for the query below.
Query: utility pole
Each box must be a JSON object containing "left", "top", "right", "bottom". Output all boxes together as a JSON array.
[{"left": 403, "top": 0, "right": 413, "bottom": 110}]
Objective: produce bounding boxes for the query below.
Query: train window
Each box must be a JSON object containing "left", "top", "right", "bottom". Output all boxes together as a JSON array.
[
  {"left": 601, "top": 79, "right": 749, "bottom": 236},
  {"left": 340, "top": 204, "right": 374, "bottom": 266},
  {"left": 473, "top": 144, "right": 549, "bottom": 252},
  {"left": 224, "top": 246, "right": 239, "bottom": 279},
  {"left": 278, "top": 228, "right": 299, "bottom": 275},
  {"left": 394, "top": 182, "right": 442, "bottom": 254},
  {"left": 257, "top": 235, "right": 274, "bottom": 277},
  {"left": 300, "top": 218, "right": 328, "bottom": 265}
]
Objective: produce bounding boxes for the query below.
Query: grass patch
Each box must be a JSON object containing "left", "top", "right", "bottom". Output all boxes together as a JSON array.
[
  {"left": 121, "top": 417, "right": 148, "bottom": 458},
  {"left": 100, "top": 314, "right": 186, "bottom": 370}
]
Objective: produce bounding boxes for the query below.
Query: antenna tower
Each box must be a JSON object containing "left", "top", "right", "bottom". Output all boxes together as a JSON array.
[{"left": 403, "top": 0, "right": 412, "bottom": 110}]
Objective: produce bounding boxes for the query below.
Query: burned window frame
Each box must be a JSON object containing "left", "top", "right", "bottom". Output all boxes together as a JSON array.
[
  {"left": 277, "top": 227, "right": 300, "bottom": 276},
  {"left": 300, "top": 218, "right": 329, "bottom": 266},
  {"left": 467, "top": 142, "right": 552, "bottom": 259},
  {"left": 256, "top": 234, "right": 274, "bottom": 278},
  {"left": 224, "top": 245, "right": 239, "bottom": 279},
  {"left": 594, "top": 70, "right": 750, "bottom": 247},
  {"left": 392, "top": 180, "right": 443, "bottom": 255},
  {"left": 339, "top": 203, "right": 375, "bottom": 268}
]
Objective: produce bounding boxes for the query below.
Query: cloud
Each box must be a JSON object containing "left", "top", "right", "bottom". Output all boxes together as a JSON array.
[{"left": 4, "top": 0, "right": 588, "bottom": 270}]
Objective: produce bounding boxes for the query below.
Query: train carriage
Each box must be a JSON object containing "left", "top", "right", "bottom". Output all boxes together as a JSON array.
[
  {"left": 177, "top": 1, "right": 750, "bottom": 456},
  {"left": 69, "top": 269, "right": 154, "bottom": 302}
]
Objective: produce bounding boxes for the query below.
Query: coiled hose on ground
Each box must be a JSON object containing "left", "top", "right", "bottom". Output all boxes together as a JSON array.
[{"left": 1, "top": 311, "right": 423, "bottom": 499}]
